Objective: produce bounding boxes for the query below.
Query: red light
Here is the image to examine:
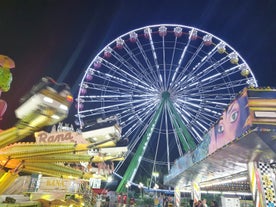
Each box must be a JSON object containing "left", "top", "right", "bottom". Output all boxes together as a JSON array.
[{"left": 66, "top": 95, "right": 73, "bottom": 102}]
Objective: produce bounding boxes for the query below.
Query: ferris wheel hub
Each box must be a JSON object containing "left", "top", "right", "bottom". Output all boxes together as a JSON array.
[{"left": 161, "top": 91, "right": 170, "bottom": 100}]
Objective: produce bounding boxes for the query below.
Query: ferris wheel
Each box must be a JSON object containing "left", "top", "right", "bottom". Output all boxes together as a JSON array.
[{"left": 75, "top": 24, "right": 257, "bottom": 191}]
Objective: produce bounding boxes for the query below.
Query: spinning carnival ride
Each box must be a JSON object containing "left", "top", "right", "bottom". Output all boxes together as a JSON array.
[
  {"left": 75, "top": 24, "right": 258, "bottom": 192},
  {"left": 0, "top": 77, "right": 125, "bottom": 199}
]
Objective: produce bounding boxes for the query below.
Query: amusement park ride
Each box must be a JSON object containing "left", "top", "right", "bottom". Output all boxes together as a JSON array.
[
  {"left": 0, "top": 24, "right": 276, "bottom": 207},
  {"left": 74, "top": 24, "right": 276, "bottom": 207},
  {"left": 0, "top": 57, "right": 127, "bottom": 206}
]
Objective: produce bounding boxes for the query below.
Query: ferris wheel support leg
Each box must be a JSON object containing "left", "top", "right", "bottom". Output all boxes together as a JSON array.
[
  {"left": 116, "top": 99, "right": 166, "bottom": 193},
  {"left": 167, "top": 99, "right": 197, "bottom": 151}
]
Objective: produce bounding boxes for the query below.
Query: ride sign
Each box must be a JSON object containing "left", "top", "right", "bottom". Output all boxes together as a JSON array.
[{"left": 34, "top": 131, "right": 88, "bottom": 144}]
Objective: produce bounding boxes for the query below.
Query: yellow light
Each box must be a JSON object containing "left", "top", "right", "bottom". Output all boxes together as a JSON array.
[
  {"left": 43, "top": 96, "right": 54, "bottom": 103},
  {"left": 59, "top": 104, "right": 68, "bottom": 111},
  {"left": 51, "top": 114, "right": 60, "bottom": 120},
  {"left": 40, "top": 194, "right": 52, "bottom": 200},
  {"left": 107, "top": 176, "right": 113, "bottom": 183},
  {"left": 152, "top": 172, "right": 159, "bottom": 177}
]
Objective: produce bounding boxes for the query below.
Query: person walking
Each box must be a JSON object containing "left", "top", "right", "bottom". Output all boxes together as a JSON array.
[
  {"left": 158, "top": 194, "right": 164, "bottom": 207},
  {"left": 202, "top": 199, "right": 208, "bottom": 207},
  {"left": 210, "top": 200, "right": 218, "bottom": 207}
]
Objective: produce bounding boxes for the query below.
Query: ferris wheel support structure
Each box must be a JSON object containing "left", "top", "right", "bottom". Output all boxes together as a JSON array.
[
  {"left": 116, "top": 91, "right": 197, "bottom": 192},
  {"left": 116, "top": 92, "right": 166, "bottom": 192},
  {"left": 76, "top": 24, "right": 258, "bottom": 191}
]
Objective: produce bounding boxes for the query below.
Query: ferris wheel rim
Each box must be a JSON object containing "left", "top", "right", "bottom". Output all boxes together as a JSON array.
[{"left": 79, "top": 24, "right": 257, "bottom": 86}]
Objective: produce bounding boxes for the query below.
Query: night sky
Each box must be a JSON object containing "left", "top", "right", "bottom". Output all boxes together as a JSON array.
[{"left": 1, "top": 0, "right": 276, "bottom": 130}]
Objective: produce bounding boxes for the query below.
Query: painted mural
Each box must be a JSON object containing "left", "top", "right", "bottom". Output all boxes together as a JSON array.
[
  {"left": 208, "top": 90, "right": 252, "bottom": 154},
  {"left": 166, "top": 89, "right": 253, "bottom": 179}
]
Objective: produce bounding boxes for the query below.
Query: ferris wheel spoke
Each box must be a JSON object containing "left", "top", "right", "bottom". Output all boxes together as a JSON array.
[
  {"left": 147, "top": 28, "right": 163, "bottom": 88},
  {"left": 190, "top": 125, "right": 204, "bottom": 141},
  {"left": 179, "top": 77, "right": 246, "bottom": 100},
  {"left": 204, "top": 99, "right": 228, "bottom": 107},
  {"left": 173, "top": 56, "right": 229, "bottom": 92},
  {"left": 170, "top": 28, "right": 195, "bottom": 86},
  {"left": 162, "top": 36, "right": 167, "bottom": 90},
  {"left": 101, "top": 59, "right": 154, "bottom": 91},
  {"left": 124, "top": 111, "right": 151, "bottom": 149},
  {"left": 202, "top": 103, "right": 225, "bottom": 114},
  {"left": 175, "top": 44, "right": 219, "bottom": 86},
  {"left": 179, "top": 97, "right": 226, "bottom": 113},
  {"left": 174, "top": 101, "right": 216, "bottom": 132},
  {"left": 119, "top": 103, "right": 159, "bottom": 139},
  {"left": 190, "top": 108, "right": 218, "bottom": 129},
  {"left": 122, "top": 43, "right": 158, "bottom": 87},
  {"left": 80, "top": 93, "right": 156, "bottom": 103},
  {"left": 90, "top": 68, "right": 156, "bottom": 93},
  {"left": 119, "top": 100, "right": 158, "bottom": 122},
  {"left": 105, "top": 48, "right": 156, "bottom": 90},
  {"left": 183, "top": 55, "right": 246, "bottom": 92},
  {"left": 79, "top": 96, "right": 153, "bottom": 117},
  {"left": 177, "top": 98, "right": 227, "bottom": 113},
  {"left": 166, "top": 36, "right": 179, "bottom": 90},
  {"left": 194, "top": 119, "right": 209, "bottom": 133},
  {"left": 178, "top": 115, "right": 205, "bottom": 141},
  {"left": 91, "top": 101, "right": 155, "bottom": 127},
  {"left": 125, "top": 118, "right": 150, "bottom": 149},
  {"left": 172, "top": 42, "right": 205, "bottom": 87},
  {"left": 183, "top": 105, "right": 221, "bottom": 124},
  {"left": 83, "top": 82, "right": 138, "bottom": 95},
  {"left": 135, "top": 39, "right": 161, "bottom": 88},
  {"left": 197, "top": 65, "right": 240, "bottom": 86},
  {"left": 150, "top": 109, "right": 166, "bottom": 176},
  {"left": 119, "top": 100, "right": 158, "bottom": 129},
  {"left": 84, "top": 83, "right": 157, "bottom": 99},
  {"left": 197, "top": 76, "right": 248, "bottom": 96}
]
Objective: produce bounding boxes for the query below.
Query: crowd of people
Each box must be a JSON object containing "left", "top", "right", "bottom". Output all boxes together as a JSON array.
[
  {"left": 153, "top": 194, "right": 174, "bottom": 207},
  {"left": 153, "top": 195, "right": 219, "bottom": 207},
  {"left": 193, "top": 198, "right": 218, "bottom": 207}
]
